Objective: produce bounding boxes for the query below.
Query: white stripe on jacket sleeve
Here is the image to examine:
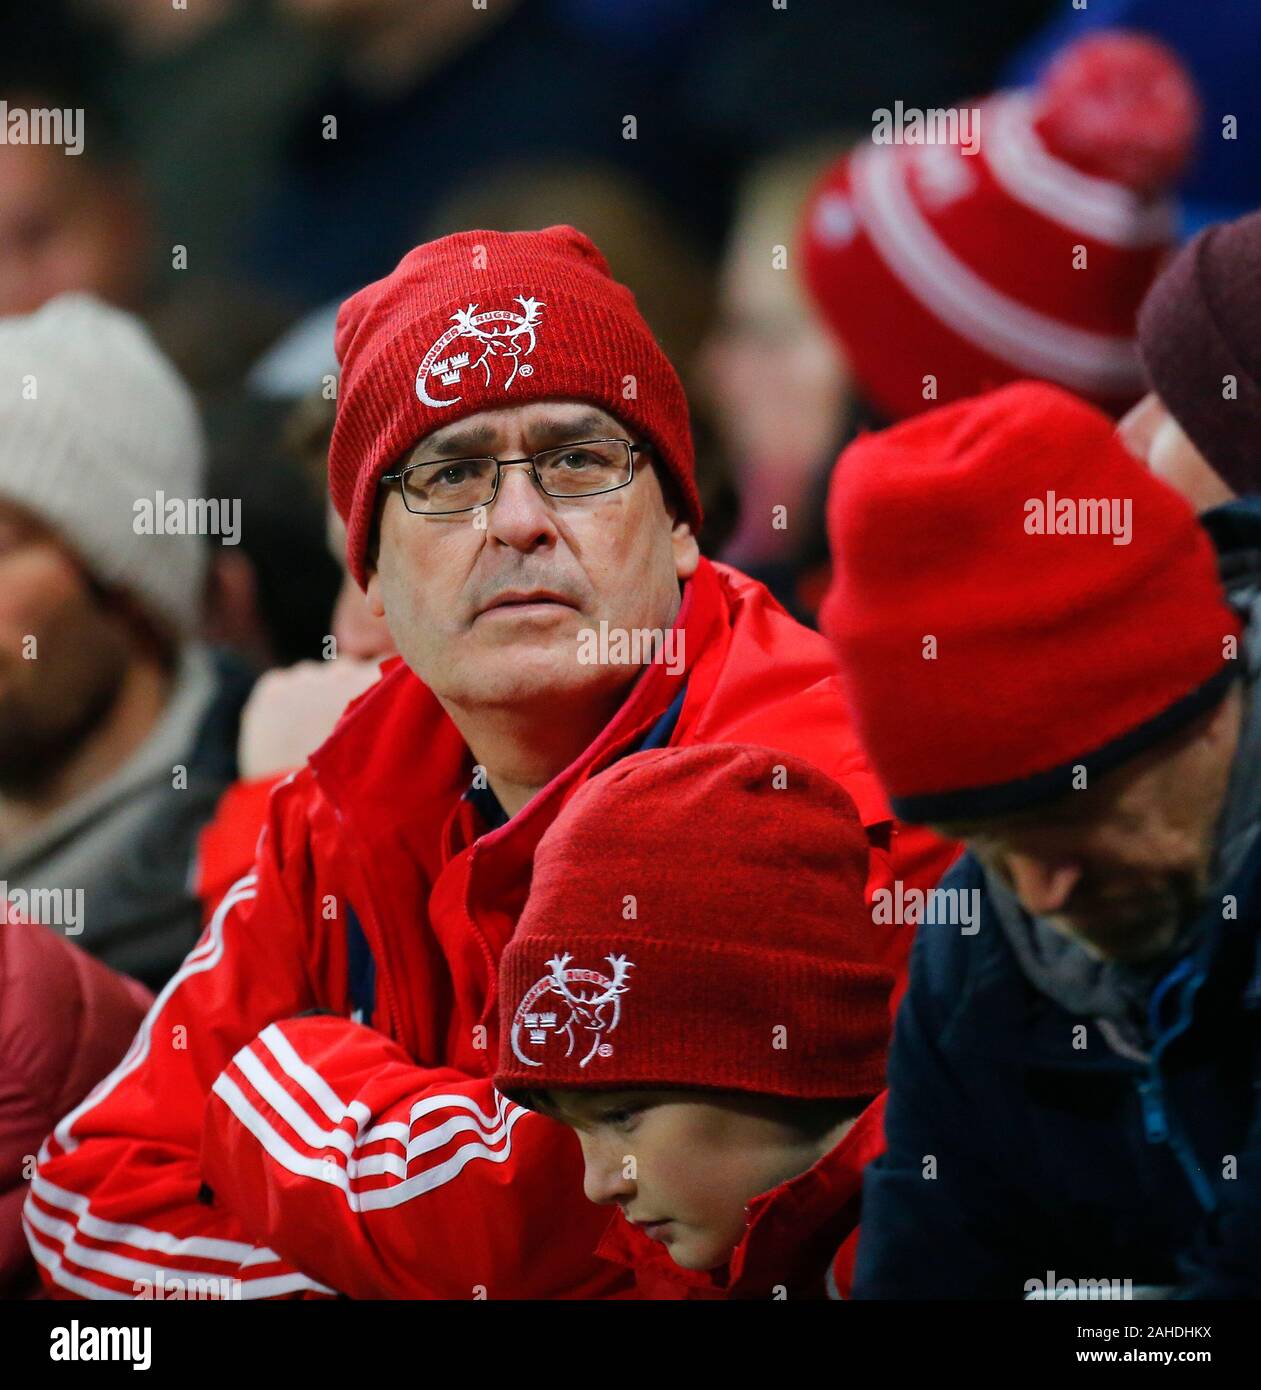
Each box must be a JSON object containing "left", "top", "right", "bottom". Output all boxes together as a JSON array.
[
  {"left": 24, "top": 874, "right": 333, "bottom": 1299},
  {"left": 213, "top": 1022, "right": 531, "bottom": 1211}
]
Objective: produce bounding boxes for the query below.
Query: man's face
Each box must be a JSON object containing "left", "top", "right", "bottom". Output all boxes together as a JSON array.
[
  {"left": 0, "top": 502, "right": 131, "bottom": 793},
  {"left": 365, "top": 401, "right": 700, "bottom": 713},
  {"left": 546, "top": 1089, "right": 830, "bottom": 1273},
  {"left": 1116, "top": 391, "right": 1236, "bottom": 514},
  {"left": 938, "top": 689, "right": 1243, "bottom": 962}
]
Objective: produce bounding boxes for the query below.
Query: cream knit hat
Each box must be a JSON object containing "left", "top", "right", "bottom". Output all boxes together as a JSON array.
[{"left": 0, "top": 294, "right": 207, "bottom": 636}]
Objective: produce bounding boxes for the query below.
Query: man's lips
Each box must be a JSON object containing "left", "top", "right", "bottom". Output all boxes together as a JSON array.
[{"left": 476, "top": 589, "right": 578, "bottom": 617}]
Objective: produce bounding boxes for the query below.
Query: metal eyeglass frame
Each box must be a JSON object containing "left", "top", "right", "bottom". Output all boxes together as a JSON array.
[{"left": 379, "top": 438, "right": 653, "bottom": 516}]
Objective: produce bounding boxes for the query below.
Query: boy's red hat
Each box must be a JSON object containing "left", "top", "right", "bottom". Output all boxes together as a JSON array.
[{"left": 495, "top": 744, "right": 892, "bottom": 1102}]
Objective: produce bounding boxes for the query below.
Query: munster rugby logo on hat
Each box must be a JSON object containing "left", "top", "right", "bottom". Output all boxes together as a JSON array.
[
  {"left": 510, "top": 951, "right": 633, "bottom": 1068},
  {"left": 415, "top": 295, "right": 545, "bottom": 409}
]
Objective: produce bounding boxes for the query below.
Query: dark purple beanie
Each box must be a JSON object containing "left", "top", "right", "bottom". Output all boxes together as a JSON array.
[{"left": 1137, "top": 208, "right": 1261, "bottom": 495}]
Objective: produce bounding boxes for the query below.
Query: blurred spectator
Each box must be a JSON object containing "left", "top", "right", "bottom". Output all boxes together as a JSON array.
[
  {"left": 1119, "top": 206, "right": 1261, "bottom": 511},
  {"left": 800, "top": 32, "right": 1200, "bottom": 424},
  {"left": 0, "top": 296, "right": 250, "bottom": 988},
  {"left": 195, "top": 387, "right": 393, "bottom": 913},
  {"left": 0, "top": 921, "right": 150, "bottom": 1298},
  {"left": 824, "top": 385, "right": 1258, "bottom": 1298},
  {"left": 199, "top": 392, "right": 341, "bottom": 671},
  {"left": 0, "top": 9, "right": 298, "bottom": 392},
  {"left": 695, "top": 145, "right": 851, "bottom": 619},
  {"left": 0, "top": 84, "right": 148, "bottom": 318}
]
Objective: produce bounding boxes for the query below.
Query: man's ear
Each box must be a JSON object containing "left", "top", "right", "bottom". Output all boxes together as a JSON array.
[
  {"left": 365, "top": 568, "right": 386, "bottom": 619},
  {"left": 672, "top": 519, "right": 700, "bottom": 580}
]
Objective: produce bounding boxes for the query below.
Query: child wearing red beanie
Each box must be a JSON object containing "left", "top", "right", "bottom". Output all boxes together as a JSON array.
[{"left": 495, "top": 743, "right": 893, "bottom": 1299}]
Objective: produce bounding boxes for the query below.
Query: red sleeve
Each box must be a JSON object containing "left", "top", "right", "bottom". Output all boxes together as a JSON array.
[
  {"left": 25, "top": 791, "right": 335, "bottom": 1300},
  {"left": 192, "top": 776, "right": 285, "bottom": 922},
  {"left": 200, "top": 1015, "right": 627, "bottom": 1300},
  {"left": 0, "top": 925, "right": 152, "bottom": 1297},
  {"left": 31, "top": 776, "right": 625, "bottom": 1302}
]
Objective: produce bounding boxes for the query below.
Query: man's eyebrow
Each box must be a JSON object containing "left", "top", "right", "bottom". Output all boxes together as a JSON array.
[
  {"left": 409, "top": 421, "right": 500, "bottom": 460},
  {"left": 525, "top": 411, "right": 620, "bottom": 448},
  {"left": 410, "top": 410, "right": 620, "bottom": 461}
]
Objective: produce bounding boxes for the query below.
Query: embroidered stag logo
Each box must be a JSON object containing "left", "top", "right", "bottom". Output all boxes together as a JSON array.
[
  {"left": 510, "top": 951, "right": 634, "bottom": 1069},
  {"left": 416, "top": 295, "right": 546, "bottom": 408}
]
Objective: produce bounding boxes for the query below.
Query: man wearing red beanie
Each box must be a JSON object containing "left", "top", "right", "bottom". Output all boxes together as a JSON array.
[
  {"left": 495, "top": 744, "right": 893, "bottom": 1299},
  {"left": 1119, "top": 206, "right": 1261, "bottom": 512},
  {"left": 29, "top": 226, "right": 952, "bottom": 1300},
  {"left": 822, "top": 380, "right": 1261, "bottom": 1298}
]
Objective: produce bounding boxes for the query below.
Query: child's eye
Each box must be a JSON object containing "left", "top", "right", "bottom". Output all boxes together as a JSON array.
[{"left": 600, "top": 1107, "right": 640, "bottom": 1131}]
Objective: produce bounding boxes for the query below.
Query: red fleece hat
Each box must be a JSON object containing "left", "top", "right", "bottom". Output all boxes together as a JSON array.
[
  {"left": 820, "top": 381, "right": 1242, "bottom": 823},
  {"left": 800, "top": 32, "right": 1199, "bottom": 422},
  {"left": 495, "top": 744, "right": 892, "bottom": 1102},
  {"left": 329, "top": 225, "right": 701, "bottom": 586}
]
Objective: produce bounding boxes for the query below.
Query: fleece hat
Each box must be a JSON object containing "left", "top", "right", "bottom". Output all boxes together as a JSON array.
[
  {"left": 801, "top": 32, "right": 1199, "bottom": 422},
  {"left": 0, "top": 294, "right": 207, "bottom": 637},
  {"left": 495, "top": 743, "right": 893, "bottom": 1103},
  {"left": 820, "top": 381, "right": 1242, "bottom": 823},
  {"left": 1137, "top": 207, "right": 1261, "bottom": 496},
  {"left": 329, "top": 225, "right": 700, "bottom": 587}
]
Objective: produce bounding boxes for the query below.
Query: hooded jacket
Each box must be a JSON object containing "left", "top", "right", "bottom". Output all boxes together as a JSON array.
[
  {"left": 853, "top": 499, "right": 1261, "bottom": 1300},
  {"left": 27, "top": 559, "right": 954, "bottom": 1300}
]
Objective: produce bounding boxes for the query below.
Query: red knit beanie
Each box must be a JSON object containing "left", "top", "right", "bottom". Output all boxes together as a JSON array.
[
  {"left": 800, "top": 32, "right": 1199, "bottom": 422},
  {"left": 1137, "top": 207, "right": 1261, "bottom": 496},
  {"left": 820, "top": 381, "right": 1242, "bottom": 823},
  {"left": 495, "top": 744, "right": 893, "bottom": 1102},
  {"left": 329, "top": 225, "right": 701, "bottom": 587}
]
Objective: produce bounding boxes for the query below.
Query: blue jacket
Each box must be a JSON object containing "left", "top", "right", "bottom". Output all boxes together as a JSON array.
[{"left": 854, "top": 505, "right": 1261, "bottom": 1299}]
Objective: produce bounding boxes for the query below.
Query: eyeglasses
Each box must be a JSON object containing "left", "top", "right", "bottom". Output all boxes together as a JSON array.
[{"left": 380, "top": 438, "right": 649, "bottom": 516}]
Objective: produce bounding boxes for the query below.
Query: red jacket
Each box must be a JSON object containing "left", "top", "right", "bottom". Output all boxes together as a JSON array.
[
  {"left": 1, "top": 921, "right": 151, "bottom": 1298},
  {"left": 594, "top": 1093, "right": 887, "bottom": 1300},
  {"left": 27, "top": 560, "right": 953, "bottom": 1300}
]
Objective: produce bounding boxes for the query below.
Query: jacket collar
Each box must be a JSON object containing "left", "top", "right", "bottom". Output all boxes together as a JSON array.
[
  {"left": 307, "top": 558, "right": 728, "bottom": 859},
  {"left": 594, "top": 1093, "right": 886, "bottom": 1299}
]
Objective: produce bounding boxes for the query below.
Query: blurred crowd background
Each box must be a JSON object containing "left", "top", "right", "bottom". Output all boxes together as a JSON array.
[
  {"left": 4, "top": 0, "right": 1261, "bottom": 1298},
  {"left": 11, "top": 0, "right": 1257, "bottom": 652}
]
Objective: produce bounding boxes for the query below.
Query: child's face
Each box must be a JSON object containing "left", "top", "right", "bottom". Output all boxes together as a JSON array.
[{"left": 545, "top": 1089, "right": 842, "bottom": 1272}]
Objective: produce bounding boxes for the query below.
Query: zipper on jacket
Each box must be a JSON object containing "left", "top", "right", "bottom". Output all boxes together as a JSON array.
[{"left": 1138, "top": 955, "right": 1217, "bottom": 1214}]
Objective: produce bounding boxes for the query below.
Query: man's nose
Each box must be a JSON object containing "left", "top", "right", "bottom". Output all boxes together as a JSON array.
[
  {"left": 1003, "top": 854, "right": 1083, "bottom": 917},
  {"left": 580, "top": 1136, "right": 636, "bottom": 1207},
  {"left": 484, "top": 461, "right": 557, "bottom": 551}
]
